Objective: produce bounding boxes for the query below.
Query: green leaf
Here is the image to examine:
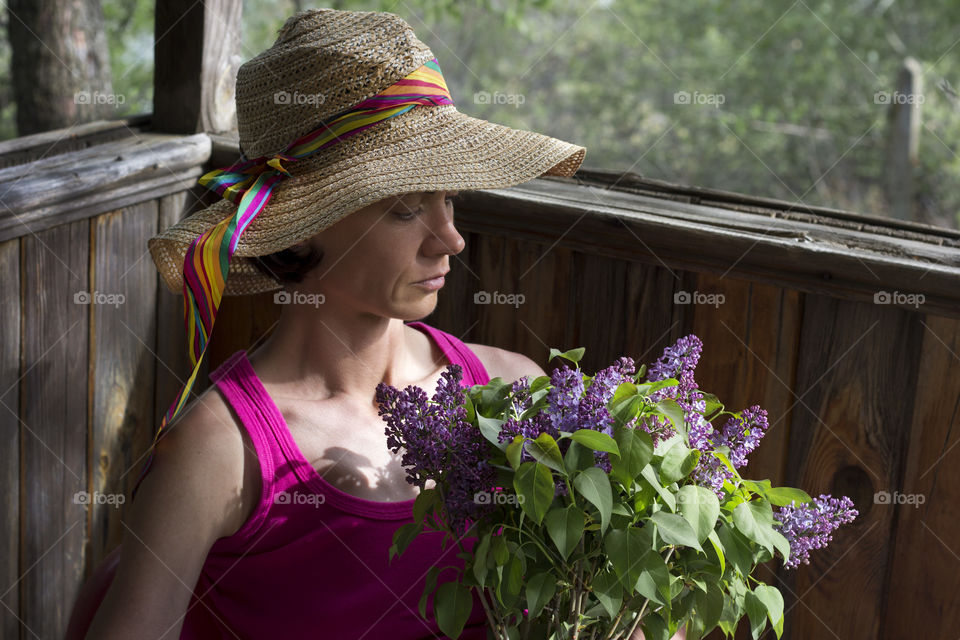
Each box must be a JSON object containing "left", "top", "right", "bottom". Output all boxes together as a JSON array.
[
  {"left": 389, "top": 521, "right": 423, "bottom": 562},
  {"left": 513, "top": 461, "right": 555, "bottom": 525},
  {"left": 611, "top": 381, "right": 638, "bottom": 406},
  {"left": 570, "top": 429, "right": 621, "bottom": 456},
  {"left": 477, "top": 415, "right": 507, "bottom": 450},
  {"left": 660, "top": 439, "right": 699, "bottom": 484},
  {"left": 707, "top": 529, "right": 725, "bottom": 576},
  {"left": 491, "top": 534, "right": 509, "bottom": 566},
  {"left": 419, "top": 565, "right": 441, "bottom": 618},
  {"left": 529, "top": 375, "right": 551, "bottom": 393},
  {"left": 544, "top": 504, "right": 585, "bottom": 560},
  {"left": 435, "top": 580, "right": 473, "bottom": 639},
  {"left": 691, "top": 582, "right": 725, "bottom": 637},
  {"left": 640, "top": 464, "right": 675, "bottom": 511},
  {"left": 744, "top": 588, "right": 769, "bottom": 639},
  {"left": 610, "top": 395, "right": 643, "bottom": 430},
  {"left": 506, "top": 435, "right": 525, "bottom": 470},
  {"left": 653, "top": 398, "right": 685, "bottom": 434},
  {"left": 717, "top": 522, "right": 753, "bottom": 577},
  {"left": 525, "top": 572, "right": 556, "bottom": 618},
  {"left": 764, "top": 485, "right": 813, "bottom": 507},
  {"left": 611, "top": 426, "right": 653, "bottom": 486},
  {"left": 498, "top": 554, "right": 523, "bottom": 606},
  {"left": 463, "top": 393, "right": 476, "bottom": 423},
  {"left": 527, "top": 432, "right": 566, "bottom": 473},
  {"left": 592, "top": 569, "right": 623, "bottom": 619},
  {"left": 676, "top": 484, "right": 721, "bottom": 543},
  {"left": 649, "top": 511, "right": 703, "bottom": 551},
  {"left": 573, "top": 467, "right": 613, "bottom": 534},
  {"left": 634, "top": 548, "right": 671, "bottom": 605},
  {"left": 563, "top": 440, "right": 595, "bottom": 475},
  {"left": 472, "top": 533, "right": 491, "bottom": 586},
  {"left": 413, "top": 488, "right": 438, "bottom": 524},
  {"left": 754, "top": 584, "right": 784, "bottom": 630},
  {"left": 769, "top": 528, "right": 791, "bottom": 565},
  {"left": 604, "top": 528, "right": 649, "bottom": 593},
  {"left": 640, "top": 612, "right": 670, "bottom": 640},
  {"left": 733, "top": 500, "right": 776, "bottom": 555},
  {"left": 548, "top": 347, "right": 585, "bottom": 364}
]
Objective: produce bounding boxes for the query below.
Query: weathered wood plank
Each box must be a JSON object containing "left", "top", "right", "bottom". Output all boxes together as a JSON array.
[
  {"left": 882, "top": 313, "right": 960, "bottom": 638},
  {"left": 0, "top": 114, "right": 150, "bottom": 169},
  {"left": 0, "top": 134, "right": 210, "bottom": 226},
  {"left": 0, "top": 238, "right": 20, "bottom": 639},
  {"left": 90, "top": 202, "right": 158, "bottom": 569},
  {"left": 777, "top": 295, "right": 921, "bottom": 640},
  {"left": 153, "top": 0, "right": 241, "bottom": 134},
  {"left": 455, "top": 182, "right": 960, "bottom": 319},
  {"left": 21, "top": 220, "right": 89, "bottom": 639}
]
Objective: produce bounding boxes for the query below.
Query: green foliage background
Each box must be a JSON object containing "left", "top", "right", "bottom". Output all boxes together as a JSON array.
[{"left": 1, "top": 0, "right": 957, "bottom": 228}]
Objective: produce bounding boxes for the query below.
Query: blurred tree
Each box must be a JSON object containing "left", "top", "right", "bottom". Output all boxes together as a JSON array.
[{"left": 6, "top": 0, "right": 114, "bottom": 135}]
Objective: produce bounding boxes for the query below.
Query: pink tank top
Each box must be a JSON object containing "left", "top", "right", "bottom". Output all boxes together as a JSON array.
[{"left": 177, "top": 321, "right": 492, "bottom": 639}]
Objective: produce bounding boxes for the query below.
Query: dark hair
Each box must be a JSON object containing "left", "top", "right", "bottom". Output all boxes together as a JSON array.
[{"left": 251, "top": 243, "right": 324, "bottom": 286}]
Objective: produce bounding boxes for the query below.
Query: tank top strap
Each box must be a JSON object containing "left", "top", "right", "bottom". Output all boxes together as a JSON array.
[
  {"left": 207, "top": 350, "right": 281, "bottom": 545},
  {"left": 406, "top": 321, "right": 491, "bottom": 386}
]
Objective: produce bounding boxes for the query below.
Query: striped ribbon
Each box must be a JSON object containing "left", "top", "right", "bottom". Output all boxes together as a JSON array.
[{"left": 132, "top": 59, "right": 454, "bottom": 497}]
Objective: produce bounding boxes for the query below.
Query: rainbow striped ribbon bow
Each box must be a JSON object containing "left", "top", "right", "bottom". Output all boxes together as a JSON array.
[{"left": 132, "top": 59, "right": 453, "bottom": 497}]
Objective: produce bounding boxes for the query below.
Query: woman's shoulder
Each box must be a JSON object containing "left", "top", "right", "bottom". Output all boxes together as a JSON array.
[
  {"left": 463, "top": 342, "right": 548, "bottom": 382},
  {"left": 146, "top": 386, "right": 256, "bottom": 538}
]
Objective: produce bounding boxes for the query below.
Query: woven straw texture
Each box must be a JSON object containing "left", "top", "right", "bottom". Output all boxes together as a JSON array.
[{"left": 148, "top": 8, "right": 586, "bottom": 296}]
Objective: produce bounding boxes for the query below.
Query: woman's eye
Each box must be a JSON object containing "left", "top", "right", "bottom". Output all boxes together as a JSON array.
[{"left": 395, "top": 210, "right": 417, "bottom": 221}]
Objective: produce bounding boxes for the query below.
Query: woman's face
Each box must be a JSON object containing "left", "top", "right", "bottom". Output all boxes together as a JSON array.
[{"left": 294, "top": 190, "right": 465, "bottom": 319}]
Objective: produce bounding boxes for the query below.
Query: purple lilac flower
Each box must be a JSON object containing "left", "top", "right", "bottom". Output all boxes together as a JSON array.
[
  {"left": 774, "top": 494, "right": 858, "bottom": 569},
  {"left": 629, "top": 414, "right": 675, "bottom": 448},
  {"left": 714, "top": 406, "right": 769, "bottom": 468},
  {"left": 647, "top": 335, "right": 702, "bottom": 382},
  {"left": 546, "top": 365, "right": 584, "bottom": 432},
  {"left": 377, "top": 363, "right": 497, "bottom": 535}
]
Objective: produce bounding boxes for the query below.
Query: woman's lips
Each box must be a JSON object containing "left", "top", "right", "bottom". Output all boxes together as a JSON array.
[{"left": 413, "top": 276, "right": 445, "bottom": 290}]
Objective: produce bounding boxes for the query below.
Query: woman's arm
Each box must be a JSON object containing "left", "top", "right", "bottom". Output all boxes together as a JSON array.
[{"left": 85, "top": 395, "right": 248, "bottom": 639}]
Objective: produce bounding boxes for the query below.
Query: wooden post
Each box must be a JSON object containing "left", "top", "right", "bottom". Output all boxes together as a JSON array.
[
  {"left": 883, "top": 57, "right": 923, "bottom": 222},
  {"left": 153, "top": 0, "right": 241, "bottom": 134}
]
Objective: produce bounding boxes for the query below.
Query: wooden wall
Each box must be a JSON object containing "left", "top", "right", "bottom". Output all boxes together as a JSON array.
[
  {"left": 1, "top": 131, "right": 958, "bottom": 638},
  {"left": 0, "top": 130, "right": 210, "bottom": 638}
]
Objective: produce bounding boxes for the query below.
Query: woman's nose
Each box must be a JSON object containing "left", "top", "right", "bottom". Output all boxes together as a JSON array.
[{"left": 424, "top": 201, "right": 465, "bottom": 256}]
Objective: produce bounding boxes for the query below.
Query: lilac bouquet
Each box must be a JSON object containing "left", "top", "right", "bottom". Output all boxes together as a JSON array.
[{"left": 376, "top": 336, "right": 858, "bottom": 640}]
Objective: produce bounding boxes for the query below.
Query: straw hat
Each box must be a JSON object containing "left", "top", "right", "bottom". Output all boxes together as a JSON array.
[{"left": 147, "top": 8, "right": 586, "bottom": 297}]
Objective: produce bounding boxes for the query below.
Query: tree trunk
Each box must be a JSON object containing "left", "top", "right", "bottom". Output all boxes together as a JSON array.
[{"left": 7, "top": 0, "right": 113, "bottom": 136}]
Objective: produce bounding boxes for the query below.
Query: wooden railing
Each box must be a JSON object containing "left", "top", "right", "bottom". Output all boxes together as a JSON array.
[{"left": 1, "top": 122, "right": 958, "bottom": 639}]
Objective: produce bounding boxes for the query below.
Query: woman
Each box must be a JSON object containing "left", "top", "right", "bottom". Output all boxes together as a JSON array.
[{"left": 87, "top": 8, "right": 591, "bottom": 639}]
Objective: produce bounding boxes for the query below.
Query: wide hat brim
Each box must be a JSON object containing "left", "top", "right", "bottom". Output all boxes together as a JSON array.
[{"left": 148, "top": 103, "right": 585, "bottom": 296}]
